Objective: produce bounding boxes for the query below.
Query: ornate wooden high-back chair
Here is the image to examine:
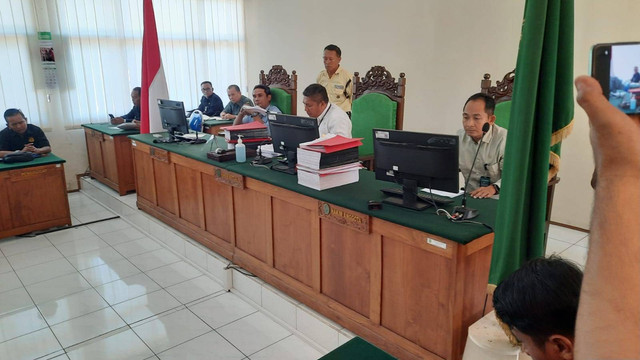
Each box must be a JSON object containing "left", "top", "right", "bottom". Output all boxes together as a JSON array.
[
  {"left": 481, "top": 69, "right": 559, "bottom": 246},
  {"left": 351, "top": 66, "right": 406, "bottom": 168},
  {"left": 259, "top": 65, "right": 297, "bottom": 115}
]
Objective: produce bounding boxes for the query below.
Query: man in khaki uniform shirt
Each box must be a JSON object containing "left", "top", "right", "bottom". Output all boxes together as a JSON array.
[
  {"left": 317, "top": 44, "right": 353, "bottom": 113},
  {"left": 457, "top": 93, "right": 507, "bottom": 198}
]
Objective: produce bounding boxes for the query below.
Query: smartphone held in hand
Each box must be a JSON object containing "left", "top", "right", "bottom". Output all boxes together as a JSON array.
[{"left": 591, "top": 42, "right": 640, "bottom": 114}]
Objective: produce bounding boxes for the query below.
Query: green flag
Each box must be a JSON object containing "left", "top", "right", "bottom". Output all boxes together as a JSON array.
[{"left": 489, "top": 0, "right": 574, "bottom": 285}]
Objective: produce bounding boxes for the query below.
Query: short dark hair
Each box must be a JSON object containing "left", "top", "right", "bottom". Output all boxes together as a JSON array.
[
  {"left": 200, "top": 81, "right": 212, "bottom": 87},
  {"left": 228, "top": 84, "right": 241, "bottom": 92},
  {"left": 132, "top": 87, "right": 141, "bottom": 95},
  {"left": 463, "top": 93, "right": 495, "bottom": 116},
  {"left": 303, "top": 83, "right": 329, "bottom": 104},
  {"left": 253, "top": 84, "right": 271, "bottom": 96},
  {"left": 4, "top": 108, "right": 26, "bottom": 122},
  {"left": 324, "top": 44, "right": 342, "bottom": 57},
  {"left": 493, "top": 256, "right": 583, "bottom": 345}
]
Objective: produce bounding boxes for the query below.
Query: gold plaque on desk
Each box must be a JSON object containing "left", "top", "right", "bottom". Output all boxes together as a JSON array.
[{"left": 318, "top": 202, "right": 370, "bottom": 233}]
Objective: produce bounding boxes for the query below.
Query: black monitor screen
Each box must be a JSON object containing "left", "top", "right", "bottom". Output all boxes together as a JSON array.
[
  {"left": 268, "top": 113, "right": 319, "bottom": 174},
  {"left": 158, "top": 99, "right": 188, "bottom": 135},
  {"left": 374, "top": 128, "right": 459, "bottom": 209}
]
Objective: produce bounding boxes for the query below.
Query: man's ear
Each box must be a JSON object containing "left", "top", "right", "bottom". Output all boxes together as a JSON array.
[
  {"left": 488, "top": 114, "right": 496, "bottom": 125},
  {"left": 547, "top": 334, "right": 574, "bottom": 360}
]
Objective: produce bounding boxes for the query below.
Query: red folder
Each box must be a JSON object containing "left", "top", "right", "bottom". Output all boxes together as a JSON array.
[
  {"left": 221, "top": 122, "right": 267, "bottom": 131},
  {"left": 300, "top": 135, "right": 363, "bottom": 153},
  {"left": 226, "top": 137, "right": 271, "bottom": 144}
]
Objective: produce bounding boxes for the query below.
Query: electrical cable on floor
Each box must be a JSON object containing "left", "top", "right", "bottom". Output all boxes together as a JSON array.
[
  {"left": 225, "top": 262, "right": 257, "bottom": 277},
  {"left": 17, "top": 215, "right": 121, "bottom": 237}
]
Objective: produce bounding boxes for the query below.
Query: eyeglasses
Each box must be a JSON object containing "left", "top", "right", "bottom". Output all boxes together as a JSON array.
[{"left": 201, "top": 87, "right": 213, "bottom": 92}]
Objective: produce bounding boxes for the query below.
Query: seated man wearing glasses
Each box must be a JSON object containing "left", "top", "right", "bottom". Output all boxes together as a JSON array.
[
  {"left": 198, "top": 81, "right": 224, "bottom": 117},
  {"left": 0, "top": 108, "right": 51, "bottom": 157}
]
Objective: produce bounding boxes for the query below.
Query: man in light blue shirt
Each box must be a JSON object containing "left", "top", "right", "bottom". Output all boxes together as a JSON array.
[{"left": 233, "top": 84, "right": 281, "bottom": 127}]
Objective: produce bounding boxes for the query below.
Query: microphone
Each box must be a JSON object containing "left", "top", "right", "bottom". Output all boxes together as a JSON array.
[{"left": 452, "top": 122, "right": 490, "bottom": 221}]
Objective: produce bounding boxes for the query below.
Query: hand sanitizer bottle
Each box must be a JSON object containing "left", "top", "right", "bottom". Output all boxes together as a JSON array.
[
  {"left": 235, "top": 135, "right": 246, "bottom": 163},
  {"left": 631, "top": 95, "right": 637, "bottom": 111}
]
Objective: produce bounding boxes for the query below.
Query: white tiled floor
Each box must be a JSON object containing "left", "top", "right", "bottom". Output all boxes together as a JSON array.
[
  {"left": 546, "top": 224, "right": 589, "bottom": 268},
  {"left": 0, "top": 181, "right": 590, "bottom": 360},
  {"left": 0, "top": 190, "right": 327, "bottom": 360}
]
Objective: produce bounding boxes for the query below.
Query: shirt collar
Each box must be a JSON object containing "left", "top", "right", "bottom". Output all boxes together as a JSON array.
[
  {"left": 318, "top": 103, "right": 331, "bottom": 122},
  {"left": 481, "top": 124, "right": 495, "bottom": 144}
]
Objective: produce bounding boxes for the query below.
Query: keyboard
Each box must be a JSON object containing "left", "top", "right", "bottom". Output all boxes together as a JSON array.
[{"left": 380, "top": 188, "right": 455, "bottom": 205}]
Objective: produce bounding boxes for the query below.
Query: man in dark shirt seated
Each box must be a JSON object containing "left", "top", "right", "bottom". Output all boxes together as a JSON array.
[
  {"left": 220, "top": 85, "right": 253, "bottom": 120},
  {"left": 111, "top": 87, "right": 141, "bottom": 126},
  {"left": 198, "top": 81, "right": 224, "bottom": 116},
  {"left": 0, "top": 108, "right": 51, "bottom": 157}
]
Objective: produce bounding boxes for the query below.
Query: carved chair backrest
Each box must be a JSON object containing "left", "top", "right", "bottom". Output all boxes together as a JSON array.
[{"left": 259, "top": 65, "right": 298, "bottom": 115}]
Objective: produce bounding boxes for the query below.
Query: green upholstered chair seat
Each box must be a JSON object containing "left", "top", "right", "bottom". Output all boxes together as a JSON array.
[
  {"left": 494, "top": 100, "right": 511, "bottom": 129},
  {"left": 351, "top": 93, "right": 398, "bottom": 157},
  {"left": 270, "top": 87, "right": 292, "bottom": 115}
]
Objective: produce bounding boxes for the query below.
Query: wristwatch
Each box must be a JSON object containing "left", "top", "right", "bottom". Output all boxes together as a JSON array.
[{"left": 492, "top": 184, "right": 500, "bottom": 194}]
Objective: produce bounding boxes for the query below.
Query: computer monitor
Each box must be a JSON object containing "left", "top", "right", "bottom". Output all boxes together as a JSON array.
[
  {"left": 268, "top": 113, "right": 320, "bottom": 174},
  {"left": 158, "top": 99, "right": 189, "bottom": 139},
  {"left": 373, "top": 128, "right": 459, "bottom": 210}
]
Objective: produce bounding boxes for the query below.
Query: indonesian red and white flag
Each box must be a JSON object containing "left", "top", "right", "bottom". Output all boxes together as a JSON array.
[{"left": 140, "top": 0, "right": 169, "bottom": 134}]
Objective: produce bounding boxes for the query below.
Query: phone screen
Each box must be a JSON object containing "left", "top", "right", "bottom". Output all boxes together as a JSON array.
[{"left": 591, "top": 42, "right": 640, "bottom": 114}]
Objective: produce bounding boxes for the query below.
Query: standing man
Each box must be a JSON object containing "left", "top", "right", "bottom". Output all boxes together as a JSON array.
[
  {"left": 198, "top": 81, "right": 224, "bottom": 117},
  {"left": 302, "top": 84, "right": 351, "bottom": 137},
  {"left": 457, "top": 93, "right": 507, "bottom": 198},
  {"left": 234, "top": 85, "right": 281, "bottom": 127},
  {"left": 317, "top": 44, "right": 353, "bottom": 114},
  {"left": 220, "top": 85, "right": 254, "bottom": 120},
  {"left": 0, "top": 108, "right": 51, "bottom": 157},
  {"left": 111, "top": 87, "right": 141, "bottom": 125}
]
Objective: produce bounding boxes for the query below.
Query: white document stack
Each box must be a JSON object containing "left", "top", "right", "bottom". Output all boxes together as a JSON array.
[{"left": 297, "top": 162, "right": 362, "bottom": 191}]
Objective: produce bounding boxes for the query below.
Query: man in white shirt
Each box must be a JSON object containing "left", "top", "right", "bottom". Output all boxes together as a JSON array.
[
  {"left": 457, "top": 93, "right": 507, "bottom": 198},
  {"left": 302, "top": 84, "right": 352, "bottom": 138}
]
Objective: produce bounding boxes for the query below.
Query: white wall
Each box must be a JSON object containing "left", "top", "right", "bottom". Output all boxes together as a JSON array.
[{"left": 244, "top": 0, "right": 639, "bottom": 230}]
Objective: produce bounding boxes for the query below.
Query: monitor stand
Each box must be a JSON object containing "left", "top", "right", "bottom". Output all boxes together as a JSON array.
[
  {"left": 191, "top": 132, "right": 206, "bottom": 144},
  {"left": 153, "top": 127, "right": 182, "bottom": 143},
  {"left": 270, "top": 149, "right": 297, "bottom": 175},
  {"left": 382, "top": 179, "right": 431, "bottom": 211}
]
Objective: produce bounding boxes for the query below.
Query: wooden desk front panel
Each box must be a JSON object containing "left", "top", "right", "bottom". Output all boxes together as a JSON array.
[
  {"left": 202, "top": 173, "right": 234, "bottom": 244},
  {"left": 233, "top": 187, "right": 272, "bottom": 264},
  {"left": 85, "top": 128, "right": 105, "bottom": 178},
  {"left": 132, "top": 142, "right": 235, "bottom": 259},
  {"left": 84, "top": 128, "right": 135, "bottom": 195},
  {"left": 131, "top": 142, "right": 156, "bottom": 204},
  {"left": 272, "top": 197, "right": 317, "bottom": 288},
  {"left": 0, "top": 163, "right": 71, "bottom": 238},
  {"left": 101, "top": 135, "right": 119, "bottom": 185},
  {"left": 321, "top": 221, "right": 373, "bottom": 318}
]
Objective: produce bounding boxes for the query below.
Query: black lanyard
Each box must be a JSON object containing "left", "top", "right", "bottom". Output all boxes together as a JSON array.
[{"left": 318, "top": 104, "right": 331, "bottom": 126}]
